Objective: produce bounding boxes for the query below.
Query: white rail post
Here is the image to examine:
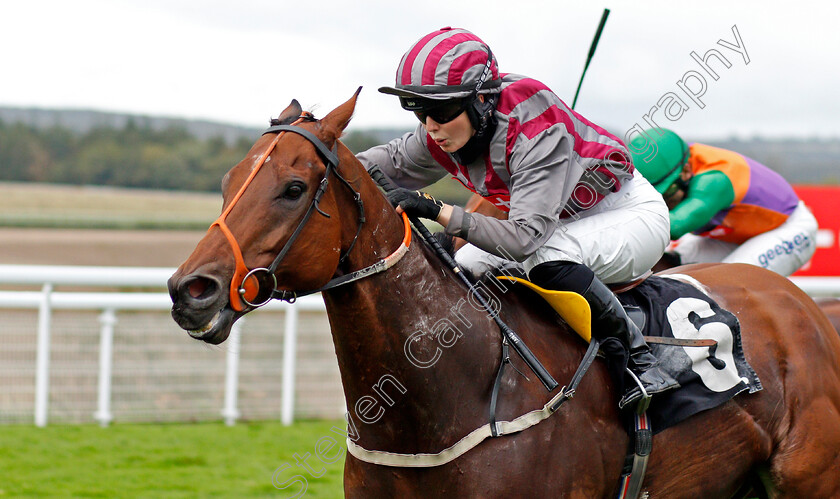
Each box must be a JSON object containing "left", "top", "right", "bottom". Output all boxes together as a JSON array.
[
  {"left": 94, "top": 308, "right": 117, "bottom": 427},
  {"left": 34, "top": 283, "right": 53, "bottom": 427},
  {"left": 281, "top": 303, "right": 299, "bottom": 426},
  {"left": 222, "top": 319, "right": 243, "bottom": 426}
]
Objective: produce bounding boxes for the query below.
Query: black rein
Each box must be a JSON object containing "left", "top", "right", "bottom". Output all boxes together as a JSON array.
[{"left": 260, "top": 124, "right": 365, "bottom": 302}]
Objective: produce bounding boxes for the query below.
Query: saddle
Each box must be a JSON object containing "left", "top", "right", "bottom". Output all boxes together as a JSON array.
[{"left": 496, "top": 272, "right": 652, "bottom": 344}]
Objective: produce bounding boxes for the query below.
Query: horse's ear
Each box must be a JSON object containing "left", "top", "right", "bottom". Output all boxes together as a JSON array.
[
  {"left": 276, "top": 99, "right": 303, "bottom": 124},
  {"left": 320, "top": 87, "right": 362, "bottom": 143}
]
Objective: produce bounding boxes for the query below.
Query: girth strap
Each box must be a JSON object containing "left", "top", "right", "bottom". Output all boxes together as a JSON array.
[
  {"left": 347, "top": 337, "right": 602, "bottom": 468},
  {"left": 346, "top": 388, "right": 569, "bottom": 468},
  {"left": 617, "top": 412, "right": 652, "bottom": 499}
]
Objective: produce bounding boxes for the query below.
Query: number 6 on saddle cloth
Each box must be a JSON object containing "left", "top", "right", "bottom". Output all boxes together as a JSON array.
[{"left": 501, "top": 273, "right": 762, "bottom": 433}]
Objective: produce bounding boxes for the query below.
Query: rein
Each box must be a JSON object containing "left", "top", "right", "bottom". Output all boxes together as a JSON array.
[{"left": 209, "top": 116, "right": 409, "bottom": 311}]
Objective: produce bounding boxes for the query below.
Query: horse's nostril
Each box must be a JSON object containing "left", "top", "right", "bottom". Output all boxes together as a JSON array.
[
  {"left": 177, "top": 275, "right": 221, "bottom": 305},
  {"left": 189, "top": 279, "right": 209, "bottom": 299}
]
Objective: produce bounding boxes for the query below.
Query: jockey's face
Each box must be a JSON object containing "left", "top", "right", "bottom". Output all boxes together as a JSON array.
[
  {"left": 665, "top": 188, "right": 686, "bottom": 210},
  {"left": 663, "top": 164, "right": 693, "bottom": 209},
  {"left": 423, "top": 111, "right": 475, "bottom": 153}
]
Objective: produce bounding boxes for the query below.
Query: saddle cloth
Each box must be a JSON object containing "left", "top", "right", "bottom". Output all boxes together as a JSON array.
[
  {"left": 619, "top": 274, "right": 762, "bottom": 432},
  {"left": 501, "top": 273, "right": 763, "bottom": 433}
]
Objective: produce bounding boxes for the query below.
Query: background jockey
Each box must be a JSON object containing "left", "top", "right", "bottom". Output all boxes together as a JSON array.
[
  {"left": 356, "top": 27, "right": 678, "bottom": 408},
  {"left": 629, "top": 128, "right": 818, "bottom": 276}
]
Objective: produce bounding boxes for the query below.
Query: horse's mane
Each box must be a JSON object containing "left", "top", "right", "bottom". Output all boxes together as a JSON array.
[{"left": 269, "top": 111, "right": 318, "bottom": 127}]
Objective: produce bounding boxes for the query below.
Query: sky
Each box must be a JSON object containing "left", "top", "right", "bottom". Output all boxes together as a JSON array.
[{"left": 1, "top": 0, "right": 838, "bottom": 141}]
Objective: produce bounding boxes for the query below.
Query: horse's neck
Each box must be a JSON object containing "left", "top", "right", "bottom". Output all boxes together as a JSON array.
[{"left": 322, "top": 222, "right": 503, "bottom": 450}]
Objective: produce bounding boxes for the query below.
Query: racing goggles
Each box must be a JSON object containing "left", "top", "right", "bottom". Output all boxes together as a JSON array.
[{"left": 400, "top": 97, "right": 470, "bottom": 124}]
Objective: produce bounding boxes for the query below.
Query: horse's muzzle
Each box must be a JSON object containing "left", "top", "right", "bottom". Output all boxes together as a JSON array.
[{"left": 168, "top": 271, "right": 235, "bottom": 343}]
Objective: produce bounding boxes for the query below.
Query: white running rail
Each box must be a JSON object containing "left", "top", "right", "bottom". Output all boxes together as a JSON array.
[
  {"left": 0, "top": 265, "right": 837, "bottom": 427},
  {"left": 0, "top": 264, "right": 326, "bottom": 427}
]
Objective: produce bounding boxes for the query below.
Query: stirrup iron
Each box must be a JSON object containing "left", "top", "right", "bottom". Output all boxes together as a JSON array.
[{"left": 619, "top": 368, "right": 651, "bottom": 413}]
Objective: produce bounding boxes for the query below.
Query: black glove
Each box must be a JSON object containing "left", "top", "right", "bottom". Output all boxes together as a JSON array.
[{"left": 386, "top": 188, "right": 444, "bottom": 220}]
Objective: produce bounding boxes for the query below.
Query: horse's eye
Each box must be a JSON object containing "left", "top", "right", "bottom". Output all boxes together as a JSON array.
[{"left": 283, "top": 183, "right": 305, "bottom": 200}]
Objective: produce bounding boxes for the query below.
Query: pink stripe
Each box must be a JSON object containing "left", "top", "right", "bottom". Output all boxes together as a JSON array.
[
  {"left": 447, "top": 50, "right": 499, "bottom": 85},
  {"left": 482, "top": 154, "right": 508, "bottom": 195},
  {"left": 508, "top": 106, "right": 630, "bottom": 205},
  {"left": 422, "top": 33, "right": 474, "bottom": 85},
  {"left": 504, "top": 117, "right": 520, "bottom": 173},
  {"left": 497, "top": 77, "right": 626, "bottom": 151},
  {"left": 569, "top": 183, "right": 603, "bottom": 210},
  {"left": 497, "top": 78, "right": 550, "bottom": 114},
  {"left": 519, "top": 106, "right": 623, "bottom": 163},
  {"left": 401, "top": 31, "right": 442, "bottom": 85},
  {"left": 534, "top": 80, "right": 626, "bottom": 147},
  {"left": 424, "top": 134, "right": 511, "bottom": 211}
]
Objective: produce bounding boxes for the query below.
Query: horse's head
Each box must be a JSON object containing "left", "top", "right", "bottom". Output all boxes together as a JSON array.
[{"left": 168, "top": 89, "right": 385, "bottom": 344}]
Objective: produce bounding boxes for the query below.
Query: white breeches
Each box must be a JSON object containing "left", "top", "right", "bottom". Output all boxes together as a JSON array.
[
  {"left": 455, "top": 170, "right": 670, "bottom": 284},
  {"left": 671, "top": 201, "right": 817, "bottom": 276}
]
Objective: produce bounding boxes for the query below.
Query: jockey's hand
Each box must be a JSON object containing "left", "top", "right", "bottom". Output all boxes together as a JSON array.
[{"left": 387, "top": 188, "right": 444, "bottom": 220}]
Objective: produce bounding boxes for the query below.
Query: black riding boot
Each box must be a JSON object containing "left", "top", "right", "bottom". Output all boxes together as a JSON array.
[
  {"left": 529, "top": 261, "right": 679, "bottom": 409},
  {"left": 582, "top": 275, "right": 680, "bottom": 408}
]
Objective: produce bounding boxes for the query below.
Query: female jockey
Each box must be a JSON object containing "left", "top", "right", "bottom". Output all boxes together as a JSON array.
[
  {"left": 356, "top": 27, "right": 678, "bottom": 407},
  {"left": 629, "top": 128, "right": 818, "bottom": 276}
]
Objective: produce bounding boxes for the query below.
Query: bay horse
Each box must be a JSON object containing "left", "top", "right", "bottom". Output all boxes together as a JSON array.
[{"left": 168, "top": 91, "right": 840, "bottom": 497}]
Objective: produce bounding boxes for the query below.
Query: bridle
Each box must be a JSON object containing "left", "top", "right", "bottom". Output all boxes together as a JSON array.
[{"left": 209, "top": 114, "right": 410, "bottom": 311}]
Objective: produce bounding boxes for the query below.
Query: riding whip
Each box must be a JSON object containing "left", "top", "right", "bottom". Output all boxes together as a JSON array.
[{"left": 571, "top": 8, "right": 610, "bottom": 110}]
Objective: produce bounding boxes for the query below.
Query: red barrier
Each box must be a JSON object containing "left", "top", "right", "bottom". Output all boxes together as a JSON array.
[{"left": 793, "top": 186, "right": 840, "bottom": 276}]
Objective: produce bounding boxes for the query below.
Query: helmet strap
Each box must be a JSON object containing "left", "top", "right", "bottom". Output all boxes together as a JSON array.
[
  {"left": 467, "top": 93, "right": 498, "bottom": 139},
  {"left": 466, "top": 46, "right": 498, "bottom": 139}
]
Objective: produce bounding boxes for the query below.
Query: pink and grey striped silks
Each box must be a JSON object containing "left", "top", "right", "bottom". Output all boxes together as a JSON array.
[{"left": 361, "top": 28, "right": 636, "bottom": 261}]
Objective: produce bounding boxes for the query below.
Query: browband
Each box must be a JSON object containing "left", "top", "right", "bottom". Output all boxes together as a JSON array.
[{"left": 263, "top": 125, "right": 339, "bottom": 167}]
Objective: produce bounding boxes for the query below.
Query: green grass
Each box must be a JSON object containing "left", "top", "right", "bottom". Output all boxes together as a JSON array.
[
  {"left": 0, "top": 176, "right": 474, "bottom": 231},
  {"left": 0, "top": 173, "right": 474, "bottom": 231},
  {"left": 0, "top": 421, "right": 346, "bottom": 498},
  {"left": 0, "top": 181, "right": 220, "bottom": 230}
]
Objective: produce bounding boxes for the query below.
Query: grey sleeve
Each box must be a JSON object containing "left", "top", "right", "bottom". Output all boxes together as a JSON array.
[
  {"left": 445, "top": 206, "right": 555, "bottom": 262},
  {"left": 444, "top": 130, "right": 583, "bottom": 262},
  {"left": 355, "top": 124, "right": 448, "bottom": 190}
]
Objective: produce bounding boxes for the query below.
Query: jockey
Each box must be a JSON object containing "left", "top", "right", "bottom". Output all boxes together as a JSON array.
[
  {"left": 629, "top": 128, "right": 818, "bottom": 276},
  {"left": 356, "top": 27, "right": 678, "bottom": 408}
]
